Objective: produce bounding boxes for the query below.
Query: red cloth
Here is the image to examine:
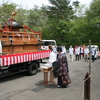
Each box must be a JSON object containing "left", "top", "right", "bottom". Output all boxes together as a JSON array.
[{"left": 0, "top": 50, "right": 51, "bottom": 66}]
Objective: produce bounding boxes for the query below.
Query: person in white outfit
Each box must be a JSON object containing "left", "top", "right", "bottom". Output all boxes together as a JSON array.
[
  {"left": 75, "top": 46, "right": 80, "bottom": 60},
  {"left": 44, "top": 45, "right": 57, "bottom": 67},
  {"left": 69, "top": 45, "right": 74, "bottom": 62},
  {"left": 61, "top": 45, "right": 67, "bottom": 56},
  {"left": 84, "top": 48, "right": 89, "bottom": 61},
  {"left": 53, "top": 45, "right": 57, "bottom": 54}
]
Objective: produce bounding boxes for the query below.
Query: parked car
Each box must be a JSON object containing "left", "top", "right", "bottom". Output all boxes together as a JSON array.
[{"left": 98, "top": 51, "right": 100, "bottom": 58}]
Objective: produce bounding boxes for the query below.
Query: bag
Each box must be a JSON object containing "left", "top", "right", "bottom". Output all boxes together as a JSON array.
[{"left": 52, "top": 61, "right": 60, "bottom": 78}]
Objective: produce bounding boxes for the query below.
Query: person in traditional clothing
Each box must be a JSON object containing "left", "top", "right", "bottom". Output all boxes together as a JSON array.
[{"left": 56, "top": 46, "right": 71, "bottom": 88}]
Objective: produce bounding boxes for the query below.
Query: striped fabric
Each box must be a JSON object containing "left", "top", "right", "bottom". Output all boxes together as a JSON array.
[{"left": 0, "top": 50, "right": 51, "bottom": 66}]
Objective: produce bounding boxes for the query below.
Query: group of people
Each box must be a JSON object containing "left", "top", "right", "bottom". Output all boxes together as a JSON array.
[
  {"left": 45, "top": 44, "right": 96, "bottom": 88},
  {"left": 69, "top": 45, "right": 96, "bottom": 62},
  {"left": 47, "top": 45, "right": 71, "bottom": 88},
  {"left": 69, "top": 45, "right": 84, "bottom": 62}
]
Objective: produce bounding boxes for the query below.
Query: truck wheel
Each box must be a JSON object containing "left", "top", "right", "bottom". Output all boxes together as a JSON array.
[{"left": 27, "top": 62, "right": 38, "bottom": 75}]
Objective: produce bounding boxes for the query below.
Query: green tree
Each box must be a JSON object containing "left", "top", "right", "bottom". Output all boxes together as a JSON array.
[
  {"left": 0, "top": 1, "right": 28, "bottom": 27},
  {"left": 85, "top": 0, "right": 100, "bottom": 43},
  {"left": 27, "top": 5, "right": 48, "bottom": 32},
  {"left": 56, "top": 20, "right": 69, "bottom": 43},
  {"left": 43, "top": 0, "right": 74, "bottom": 43},
  {"left": 15, "top": 7, "right": 28, "bottom": 26},
  {"left": 0, "top": 1, "right": 17, "bottom": 23},
  {"left": 47, "top": 0, "right": 74, "bottom": 21}
]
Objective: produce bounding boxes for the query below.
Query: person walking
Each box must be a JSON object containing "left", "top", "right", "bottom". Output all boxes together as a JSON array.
[
  {"left": 79, "top": 46, "right": 83, "bottom": 60},
  {"left": 54, "top": 46, "right": 71, "bottom": 88},
  {"left": 69, "top": 45, "right": 74, "bottom": 62},
  {"left": 75, "top": 46, "right": 80, "bottom": 60},
  {"left": 91, "top": 46, "right": 96, "bottom": 62},
  {"left": 84, "top": 47, "right": 89, "bottom": 62}
]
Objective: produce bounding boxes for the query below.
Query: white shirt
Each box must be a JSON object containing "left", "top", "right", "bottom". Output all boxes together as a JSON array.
[
  {"left": 80, "top": 47, "right": 83, "bottom": 53},
  {"left": 75, "top": 47, "right": 80, "bottom": 55},
  {"left": 69, "top": 47, "right": 74, "bottom": 55},
  {"left": 84, "top": 48, "right": 89, "bottom": 54},
  {"left": 62, "top": 47, "right": 67, "bottom": 54},
  {"left": 49, "top": 51, "right": 57, "bottom": 63},
  {"left": 91, "top": 48, "right": 96, "bottom": 55},
  {"left": 44, "top": 51, "right": 57, "bottom": 67}
]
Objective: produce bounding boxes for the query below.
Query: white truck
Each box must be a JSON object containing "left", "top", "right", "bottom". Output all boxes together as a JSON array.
[{"left": 41, "top": 40, "right": 57, "bottom": 50}]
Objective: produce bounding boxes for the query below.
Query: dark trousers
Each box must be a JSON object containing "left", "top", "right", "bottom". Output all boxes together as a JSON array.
[
  {"left": 75, "top": 54, "right": 79, "bottom": 60},
  {"left": 92, "top": 55, "right": 95, "bottom": 62},
  {"left": 58, "top": 76, "right": 62, "bottom": 86},
  {"left": 79, "top": 53, "right": 83, "bottom": 60}
]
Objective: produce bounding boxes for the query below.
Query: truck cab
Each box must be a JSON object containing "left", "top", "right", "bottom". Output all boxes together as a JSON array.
[{"left": 41, "top": 40, "right": 57, "bottom": 50}]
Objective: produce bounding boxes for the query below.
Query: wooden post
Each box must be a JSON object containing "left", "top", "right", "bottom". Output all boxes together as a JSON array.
[
  {"left": 84, "top": 40, "right": 91, "bottom": 100},
  {"left": 44, "top": 72, "right": 48, "bottom": 85},
  {"left": 84, "top": 72, "right": 90, "bottom": 100},
  {"left": 50, "top": 69, "right": 55, "bottom": 83},
  {"left": 89, "top": 40, "right": 92, "bottom": 75},
  {"left": 42, "top": 67, "right": 54, "bottom": 85}
]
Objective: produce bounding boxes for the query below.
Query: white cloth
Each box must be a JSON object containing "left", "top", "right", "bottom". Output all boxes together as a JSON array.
[
  {"left": 75, "top": 47, "right": 80, "bottom": 55},
  {"left": 49, "top": 51, "right": 57, "bottom": 63},
  {"left": 69, "top": 47, "right": 74, "bottom": 55},
  {"left": 91, "top": 48, "right": 96, "bottom": 55},
  {"left": 62, "top": 47, "right": 67, "bottom": 54},
  {"left": 80, "top": 47, "right": 83, "bottom": 53},
  {"left": 53, "top": 46, "right": 57, "bottom": 53},
  {"left": 44, "top": 63, "right": 52, "bottom": 67},
  {"left": 84, "top": 48, "right": 89, "bottom": 54},
  {"left": 43, "top": 51, "right": 57, "bottom": 68}
]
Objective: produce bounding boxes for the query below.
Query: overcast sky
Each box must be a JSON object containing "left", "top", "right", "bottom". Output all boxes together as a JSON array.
[{"left": 0, "top": 0, "right": 92, "bottom": 9}]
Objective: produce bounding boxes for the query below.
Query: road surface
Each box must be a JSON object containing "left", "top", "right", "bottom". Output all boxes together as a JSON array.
[{"left": 0, "top": 55, "right": 100, "bottom": 100}]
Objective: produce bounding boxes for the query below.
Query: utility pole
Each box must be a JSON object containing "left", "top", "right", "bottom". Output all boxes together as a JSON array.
[
  {"left": 89, "top": 40, "right": 92, "bottom": 75},
  {"left": 84, "top": 40, "right": 92, "bottom": 100}
]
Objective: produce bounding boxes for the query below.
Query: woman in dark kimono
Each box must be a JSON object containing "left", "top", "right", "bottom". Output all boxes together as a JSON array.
[{"left": 56, "top": 46, "right": 71, "bottom": 88}]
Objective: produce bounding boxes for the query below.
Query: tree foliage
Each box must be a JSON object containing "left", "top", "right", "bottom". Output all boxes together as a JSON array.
[
  {"left": 85, "top": 0, "right": 100, "bottom": 43},
  {"left": 47, "top": 0, "right": 74, "bottom": 21},
  {"left": 0, "top": 0, "right": 100, "bottom": 46},
  {"left": 0, "top": 1, "right": 17, "bottom": 23},
  {"left": 27, "top": 6, "right": 48, "bottom": 32}
]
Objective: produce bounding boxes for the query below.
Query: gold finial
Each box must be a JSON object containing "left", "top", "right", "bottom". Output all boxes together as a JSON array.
[
  {"left": 11, "top": 12, "right": 18, "bottom": 18},
  {"left": 12, "top": 12, "right": 17, "bottom": 16}
]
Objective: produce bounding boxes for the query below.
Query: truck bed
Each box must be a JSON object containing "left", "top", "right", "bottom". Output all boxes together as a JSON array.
[{"left": 0, "top": 50, "right": 51, "bottom": 68}]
